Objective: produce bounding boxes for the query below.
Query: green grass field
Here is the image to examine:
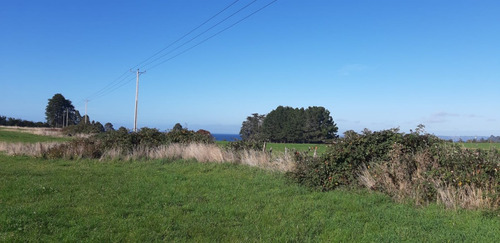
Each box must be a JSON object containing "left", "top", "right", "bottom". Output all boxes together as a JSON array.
[
  {"left": 0, "top": 128, "right": 70, "bottom": 143},
  {"left": 1, "top": 155, "right": 499, "bottom": 241},
  {"left": 458, "top": 142, "right": 500, "bottom": 150}
]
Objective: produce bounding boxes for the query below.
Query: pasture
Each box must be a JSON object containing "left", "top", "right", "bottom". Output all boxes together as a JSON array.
[
  {"left": 458, "top": 142, "right": 500, "bottom": 150},
  {"left": 1, "top": 155, "right": 499, "bottom": 241},
  {"left": 0, "top": 127, "right": 69, "bottom": 143}
]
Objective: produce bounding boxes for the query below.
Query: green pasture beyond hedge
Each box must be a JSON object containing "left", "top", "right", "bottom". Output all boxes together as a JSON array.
[{"left": 0, "top": 129, "right": 70, "bottom": 143}]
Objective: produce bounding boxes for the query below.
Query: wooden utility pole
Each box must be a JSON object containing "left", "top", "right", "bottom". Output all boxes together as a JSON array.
[
  {"left": 133, "top": 69, "right": 146, "bottom": 132},
  {"left": 85, "top": 100, "right": 88, "bottom": 124}
]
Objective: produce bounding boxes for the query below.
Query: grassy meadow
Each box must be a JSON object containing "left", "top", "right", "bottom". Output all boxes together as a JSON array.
[
  {"left": 0, "top": 127, "right": 70, "bottom": 143},
  {"left": 1, "top": 154, "right": 499, "bottom": 242},
  {"left": 1, "top": 128, "right": 499, "bottom": 241},
  {"left": 458, "top": 142, "right": 500, "bottom": 150}
]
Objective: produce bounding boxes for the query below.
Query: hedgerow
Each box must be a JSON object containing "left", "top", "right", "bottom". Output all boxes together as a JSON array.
[
  {"left": 44, "top": 127, "right": 214, "bottom": 159},
  {"left": 288, "top": 127, "right": 500, "bottom": 209}
]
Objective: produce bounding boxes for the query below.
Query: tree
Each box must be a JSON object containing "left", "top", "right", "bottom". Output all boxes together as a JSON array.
[
  {"left": 92, "top": 121, "right": 105, "bottom": 133},
  {"left": 172, "top": 123, "right": 184, "bottom": 132},
  {"left": 239, "top": 113, "right": 265, "bottom": 141},
  {"left": 104, "top": 122, "right": 115, "bottom": 132},
  {"left": 45, "top": 93, "right": 79, "bottom": 128},
  {"left": 256, "top": 106, "right": 338, "bottom": 143},
  {"left": 303, "top": 106, "right": 338, "bottom": 143}
]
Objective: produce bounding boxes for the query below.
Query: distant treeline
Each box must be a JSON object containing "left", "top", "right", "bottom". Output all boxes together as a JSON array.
[
  {"left": 466, "top": 135, "right": 500, "bottom": 143},
  {"left": 240, "top": 106, "right": 338, "bottom": 143},
  {"left": 0, "top": 115, "right": 49, "bottom": 127}
]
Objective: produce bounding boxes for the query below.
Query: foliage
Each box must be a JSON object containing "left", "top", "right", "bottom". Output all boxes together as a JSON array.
[
  {"left": 104, "top": 122, "right": 114, "bottom": 132},
  {"left": 172, "top": 123, "right": 184, "bottom": 132},
  {"left": 289, "top": 128, "right": 441, "bottom": 191},
  {"left": 165, "top": 129, "right": 213, "bottom": 144},
  {"left": 242, "top": 106, "right": 338, "bottom": 143},
  {"left": 239, "top": 113, "right": 265, "bottom": 141},
  {"left": 222, "top": 140, "right": 265, "bottom": 152},
  {"left": 289, "top": 126, "right": 500, "bottom": 208},
  {"left": 1, "top": 155, "right": 500, "bottom": 242},
  {"left": 488, "top": 135, "right": 500, "bottom": 143},
  {"left": 45, "top": 126, "right": 214, "bottom": 159},
  {"left": 45, "top": 94, "right": 81, "bottom": 128},
  {"left": 62, "top": 121, "right": 105, "bottom": 135},
  {"left": 431, "top": 144, "right": 500, "bottom": 192},
  {"left": 0, "top": 115, "right": 48, "bottom": 127}
]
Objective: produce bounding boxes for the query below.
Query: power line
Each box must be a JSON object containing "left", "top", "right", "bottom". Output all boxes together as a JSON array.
[
  {"left": 139, "top": 0, "right": 258, "bottom": 70},
  {"left": 89, "top": 76, "right": 136, "bottom": 100},
  {"left": 84, "top": 0, "right": 242, "bottom": 102},
  {"left": 147, "top": 0, "right": 279, "bottom": 72},
  {"left": 134, "top": 0, "right": 242, "bottom": 69},
  {"left": 86, "top": 71, "right": 135, "bottom": 101}
]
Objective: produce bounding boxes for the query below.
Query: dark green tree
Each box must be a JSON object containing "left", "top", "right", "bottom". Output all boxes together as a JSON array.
[
  {"left": 259, "top": 106, "right": 338, "bottom": 143},
  {"left": 0, "top": 116, "right": 6, "bottom": 125},
  {"left": 303, "top": 106, "right": 338, "bottom": 143},
  {"left": 239, "top": 113, "right": 265, "bottom": 141},
  {"left": 45, "top": 93, "right": 79, "bottom": 128},
  {"left": 172, "top": 123, "right": 184, "bottom": 132},
  {"left": 104, "top": 122, "right": 115, "bottom": 132}
]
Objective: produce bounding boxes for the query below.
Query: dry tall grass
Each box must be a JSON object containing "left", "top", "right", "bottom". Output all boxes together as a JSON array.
[
  {"left": 433, "top": 180, "right": 493, "bottom": 210},
  {"left": 99, "top": 143, "right": 295, "bottom": 172},
  {"left": 0, "top": 142, "right": 61, "bottom": 156},
  {"left": 0, "top": 140, "right": 295, "bottom": 172},
  {"left": 358, "top": 145, "right": 498, "bottom": 210}
]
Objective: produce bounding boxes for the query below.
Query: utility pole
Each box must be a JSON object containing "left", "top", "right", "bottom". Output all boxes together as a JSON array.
[
  {"left": 85, "top": 100, "right": 88, "bottom": 124},
  {"left": 66, "top": 108, "right": 69, "bottom": 127},
  {"left": 133, "top": 69, "right": 146, "bottom": 132}
]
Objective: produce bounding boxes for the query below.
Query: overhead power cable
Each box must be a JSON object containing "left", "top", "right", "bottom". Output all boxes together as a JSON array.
[
  {"left": 134, "top": 0, "right": 242, "bottom": 69},
  {"left": 139, "top": 0, "right": 258, "bottom": 70},
  {"left": 84, "top": 0, "right": 278, "bottom": 102},
  {"left": 84, "top": 0, "right": 242, "bottom": 101},
  {"left": 146, "top": 0, "right": 278, "bottom": 72},
  {"left": 86, "top": 70, "right": 135, "bottom": 101}
]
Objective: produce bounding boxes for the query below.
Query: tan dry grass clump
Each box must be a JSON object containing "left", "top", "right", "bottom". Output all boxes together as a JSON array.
[
  {"left": 100, "top": 143, "right": 296, "bottom": 172},
  {"left": 1, "top": 139, "right": 296, "bottom": 172},
  {"left": 433, "top": 181, "right": 494, "bottom": 210},
  {"left": 0, "top": 142, "right": 61, "bottom": 156},
  {"left": 358, "top": 145, "right": 497, "bottom": 209}
]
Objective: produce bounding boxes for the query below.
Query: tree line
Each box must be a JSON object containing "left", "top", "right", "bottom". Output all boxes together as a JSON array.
[
  {"left": 0, "top": 116, "right": 48, "bottom": 127},
  {"left": 240, "top": 106, "right": 338, "bottom": 143}
]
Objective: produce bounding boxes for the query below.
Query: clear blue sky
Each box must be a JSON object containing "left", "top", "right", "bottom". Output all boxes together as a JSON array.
[{"left": 1, "top": 0, "right": 499, "bottom": 136}]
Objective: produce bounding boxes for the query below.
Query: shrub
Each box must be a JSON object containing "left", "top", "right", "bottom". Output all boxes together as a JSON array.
[
  {"left": 289, "top": 127, "right": 500, "bottom": 209},
  {"left": 223, "top": 140, "right": 265, "bottom": 152},
  {"left": 360, "top": 143, "right": 500, "bottom": 209},
  {"left": 289, "top": 128, "right": 442, "bottom": 191},
  {"left": 44, "top": 138, "right": 104, "bottom": 159},
  {"left": 165, "top": 130, "right": 214, "bottom": 144},
  {"left": 44, "top": 127, "right": 214, "bottom": 159}
]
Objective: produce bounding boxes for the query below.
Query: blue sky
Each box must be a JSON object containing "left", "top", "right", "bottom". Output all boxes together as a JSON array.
[{"left": 1, "top": 0, "right": 499, "bottom": 135}]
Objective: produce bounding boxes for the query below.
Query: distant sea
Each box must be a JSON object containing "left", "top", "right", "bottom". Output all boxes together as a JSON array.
[{"left": 212, "top": 134, "right": 241, "bottom": 141}]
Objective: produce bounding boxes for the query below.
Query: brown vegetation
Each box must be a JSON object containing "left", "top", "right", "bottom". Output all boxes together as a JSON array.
[
  {"left": 358, "top": 145, "right": 498, "bottom": 210},
  {"left": 0, "top": 141, "right": 295, "bottom": 172}
]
